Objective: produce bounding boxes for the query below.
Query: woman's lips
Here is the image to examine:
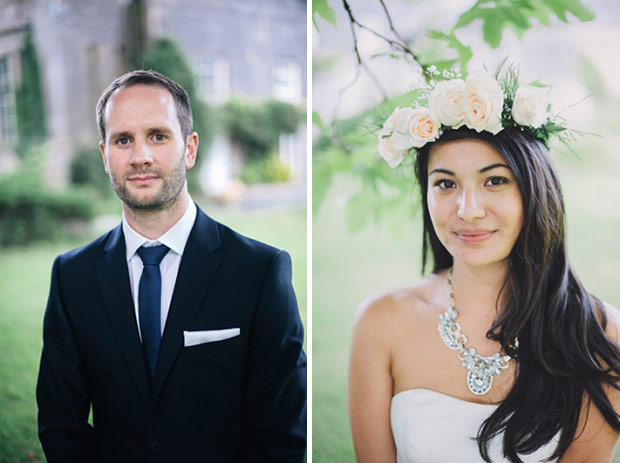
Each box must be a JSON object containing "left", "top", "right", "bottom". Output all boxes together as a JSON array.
[{"left": 455, "top": 230, "right": 495, "bottom": 244}]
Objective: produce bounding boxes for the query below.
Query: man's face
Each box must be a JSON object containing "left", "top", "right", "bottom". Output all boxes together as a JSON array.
[{"left": 99, "top": 84, "right": 197, "bottom": 211}]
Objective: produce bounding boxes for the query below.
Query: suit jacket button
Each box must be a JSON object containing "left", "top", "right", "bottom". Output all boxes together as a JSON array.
[{"left": 149, "top": 440, "right": 162, "bottom": 454}]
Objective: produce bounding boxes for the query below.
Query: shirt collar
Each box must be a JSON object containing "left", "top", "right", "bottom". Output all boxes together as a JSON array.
[{"left": 122, "top": 196, "right": 197, "bottom": 262}]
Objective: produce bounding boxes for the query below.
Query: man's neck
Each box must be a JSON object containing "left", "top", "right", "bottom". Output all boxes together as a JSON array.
[{"left": 122, "top": 188, "right": 190, "bottom": 240}]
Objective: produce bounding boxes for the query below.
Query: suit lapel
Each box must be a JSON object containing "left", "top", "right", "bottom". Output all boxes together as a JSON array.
[
  {"left": 97, "top": 225, "right": 150, "bottom": 404},
  {"left": 151, "top": 208, "right": 222, "bottom": 399}
]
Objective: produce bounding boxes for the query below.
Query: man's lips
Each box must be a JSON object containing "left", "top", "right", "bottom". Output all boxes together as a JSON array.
[
  {"left": 454, "top": 229, "right": 495, "bottom": 244},
  {"left": 128, "top": 174, "right": 159, "bottom": 185}
]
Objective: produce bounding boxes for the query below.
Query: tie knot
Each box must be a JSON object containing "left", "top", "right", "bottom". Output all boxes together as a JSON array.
[{"left": 137, "top": 244, "right": 169, "bottom": 266}]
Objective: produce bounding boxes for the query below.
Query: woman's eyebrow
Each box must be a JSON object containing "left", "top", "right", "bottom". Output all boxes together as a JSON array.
[
  {"left": 428, "top": 168, "right": 455, "bottom": 176},
  {"left": 479, "top": 163, "right": 510, "bottom": 173}
]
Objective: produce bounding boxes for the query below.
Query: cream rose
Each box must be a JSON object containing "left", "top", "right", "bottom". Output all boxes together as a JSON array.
[
  {"left": 377, "top": 136, "right": 410, "bottom": 168},
  {"left": 429, "top": 79, "right": 465, "bottom": 128},
  {"left": 464, "top": 71, "right": 504, "bottom": 135},
  {"left": 511, "top": 85, "right": 548, "bottom": 128},
  {"left": 379, "top": 106, "right": 415, "bottom": 150},
  {"left": 407, "top": 107, "right": 440, "bottom": 147}
]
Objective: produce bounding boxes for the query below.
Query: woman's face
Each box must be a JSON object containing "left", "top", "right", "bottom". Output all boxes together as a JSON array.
[{"left": 427, "top": 138, "right": 523, "bottom": 269}]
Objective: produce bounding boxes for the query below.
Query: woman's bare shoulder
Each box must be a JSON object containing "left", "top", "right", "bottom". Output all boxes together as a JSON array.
[
  {"left": 354, "top": 271, "right": 448, "bottom": 331},
  {"left": 598, "top": 299, "right": 620, "bottom": 342}
]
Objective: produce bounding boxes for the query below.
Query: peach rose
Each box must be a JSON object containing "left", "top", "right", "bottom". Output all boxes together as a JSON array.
[{"left": 407, "top": 107, "right": 440, "bottom": 147}]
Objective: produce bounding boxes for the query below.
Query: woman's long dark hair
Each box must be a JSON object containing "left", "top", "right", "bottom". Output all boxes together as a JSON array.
[{"left": 415, "top": 127, "right": 620, "bottom": 462}]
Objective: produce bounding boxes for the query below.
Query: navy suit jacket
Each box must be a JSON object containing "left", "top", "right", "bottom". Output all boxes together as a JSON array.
[{"left": 37, "top": 207, "right": 306, "bottom": 462}]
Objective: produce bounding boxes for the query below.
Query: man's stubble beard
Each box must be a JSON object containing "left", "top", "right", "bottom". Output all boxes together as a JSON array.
[{"left": 110, "top": 154, "right": 187, "bottom": 212}]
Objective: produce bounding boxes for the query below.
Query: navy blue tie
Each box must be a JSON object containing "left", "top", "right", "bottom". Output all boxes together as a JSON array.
[{"left": 137, "top": 244, "right": 169, "bottom": 378}]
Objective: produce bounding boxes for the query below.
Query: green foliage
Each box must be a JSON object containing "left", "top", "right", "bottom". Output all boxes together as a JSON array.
[
  {"left": 15, "top": 30, "right": 47, "bottom": 158},
  {"left": 70, "top": 147, "right": 114, "bottom": 198},
  {"left": 578, "top": 54, "right": 607, "bottom": 103},
  {"left": 222, "top": 97, "right": 303, "bottom": 160},
  {"left": 0, "top": 169, "right": 94, "bottom": 246},
  {"left": 241, "top": 156, "right": 290, "bottom": 184},
  {"left": 313, "top": 0, "right": 338, "bottom": 31},
  {"left": 420, "top": 0, "right": 594, "bottom": 74},
  {"left": 424, "top": 31, "right": 472, "bottom": 73},
  {"left": 139, "top": 37, "right": 214, "bottom": 191},
  {"left": 313, "top": 94, "right": 420, "bottom": 232},
  {"left": 313, "top": 0, "right": 596, "bottom": 234},
  {"left": 453, "top": 0, "right": 594, "bottom": 49}
]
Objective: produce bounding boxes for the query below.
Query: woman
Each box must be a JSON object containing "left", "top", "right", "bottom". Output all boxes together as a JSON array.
[{"left": 348, "top": 69, "right": 620, "bottom": 462}]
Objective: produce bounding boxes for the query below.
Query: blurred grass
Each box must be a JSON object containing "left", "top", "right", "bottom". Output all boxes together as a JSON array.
[
  {"left": 0, "top": 203, "right": 306, "bottom": 462},
  {"left": 312, "top": 144, "right": 620, "bottom": 462}
]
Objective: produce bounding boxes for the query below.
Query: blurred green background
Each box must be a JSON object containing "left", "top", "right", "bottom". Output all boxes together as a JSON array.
[
  {"left": 312, "top": 146, "right": 620, "bottom": 461},
  {"left": 0, "top": 1, "right": 306, "bottom": 460},
  {"left": 312, "top": 0, "right": 620, "bottom": 461},
  {"left": 0, "top": 201, "right": 306, "bottom": 463}
]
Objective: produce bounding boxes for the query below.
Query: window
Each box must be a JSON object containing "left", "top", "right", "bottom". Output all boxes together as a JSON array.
[
  {"left": 198, "top": 56, "right": 231, "bottom": 104},
  {"left": 272, "top": 58, "right": 301, "bottom": 104},
  {"left": 0, "top": 57, "right": 16, "bottom": 145}
]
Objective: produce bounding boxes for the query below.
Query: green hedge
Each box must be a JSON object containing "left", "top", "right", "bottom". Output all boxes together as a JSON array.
[
  {"left": 0, "top": 170, "right": 94, "bottom": 246},
  {"left": 223, "top": 98, "right": 303, "bottom": 160},
  {"left": 70, "top": 147, "right": 114, "bottom": 198},
  {"left": 241, "top": 156, "right": 291, "bottom": 184}
]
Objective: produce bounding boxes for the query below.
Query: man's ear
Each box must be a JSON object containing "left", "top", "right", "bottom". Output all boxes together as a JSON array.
[
  {"left": 99, "top": 141, "right": 110, "bottom": 174},
  {"left": 184, "top": 132, "right": 199, "bottom": 170}
]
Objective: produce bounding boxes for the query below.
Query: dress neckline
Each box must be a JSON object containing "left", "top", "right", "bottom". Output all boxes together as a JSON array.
[{"left": 392, "top": 387, "right": 500, "bottom": 408}]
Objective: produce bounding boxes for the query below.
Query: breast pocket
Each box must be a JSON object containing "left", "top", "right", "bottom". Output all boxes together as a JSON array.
[{"left": 182, "top": 328, "right": 243, "bottom": 366}]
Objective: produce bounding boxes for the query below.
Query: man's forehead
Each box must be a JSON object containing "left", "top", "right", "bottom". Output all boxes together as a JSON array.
[{"left": 104, "top": 84, "right": 178, "bottom": 128}]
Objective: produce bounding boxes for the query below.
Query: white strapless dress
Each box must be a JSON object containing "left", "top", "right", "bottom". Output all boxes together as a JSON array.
[{"left": 390, "top": 388, "right": 559, "bottom": 463}]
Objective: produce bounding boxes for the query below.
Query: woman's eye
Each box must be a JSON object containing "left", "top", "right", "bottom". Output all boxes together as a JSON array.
[
  {"left": 434, "top": 179, "right": 456, "bottom": 189},
  {"left": 485, "top": 176, "right": 508, "bottom": 186}
]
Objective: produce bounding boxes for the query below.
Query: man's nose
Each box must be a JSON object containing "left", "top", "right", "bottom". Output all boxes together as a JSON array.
[
  {"left": 129, "top": 140, "right": 154, "bottom": 166},
  {"left": 457, "top": 188, "right": 485, "bottom": 222}
]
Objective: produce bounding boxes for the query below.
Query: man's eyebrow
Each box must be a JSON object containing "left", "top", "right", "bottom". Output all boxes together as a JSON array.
[
  {"left": 108, "top": 131, "right": 131, "bottom": 140},
  {"left": 479, "top": 163, "right": 510, "bottom": 173},
  {"left": 149, "top": 127, "right": 174, "bottom": 134}
]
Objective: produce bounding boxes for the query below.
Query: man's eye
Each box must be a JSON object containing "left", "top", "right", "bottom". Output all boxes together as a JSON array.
[
  {"left": 117, "top": 137, "right": 130, "bottom": 146},
  {"left": 153, "top": 134, "right": 166, "bottom": 142}
]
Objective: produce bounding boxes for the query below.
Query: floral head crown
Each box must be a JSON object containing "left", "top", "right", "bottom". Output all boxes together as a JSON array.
[{"left": 377, "top": 65, "right": 568, "bottom": 168}]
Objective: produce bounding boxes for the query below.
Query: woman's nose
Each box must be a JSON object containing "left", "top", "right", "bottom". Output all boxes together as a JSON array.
[{"left": 457, "top": 188, "right": 486, "bottom": 222}]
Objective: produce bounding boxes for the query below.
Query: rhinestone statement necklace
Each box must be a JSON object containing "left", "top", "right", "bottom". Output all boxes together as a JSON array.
[{"left": 437, "top": 269, "right": 513, "bottom": 395}]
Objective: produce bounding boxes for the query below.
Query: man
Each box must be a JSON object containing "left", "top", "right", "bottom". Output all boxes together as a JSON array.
[{"left": 36, "top": 70, "right": 306, "bottom": 462}]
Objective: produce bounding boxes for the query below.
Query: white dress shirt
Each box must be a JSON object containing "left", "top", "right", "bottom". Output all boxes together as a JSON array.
[{"left": 122, "top": 197, "right": 197, "bottom": 338}]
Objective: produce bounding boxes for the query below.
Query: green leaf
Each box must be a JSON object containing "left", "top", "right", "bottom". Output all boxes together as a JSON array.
[
  {"left": 481, "top": 11, "right": 505, "bottom": 49},
  {"left": 453, "top": 0, "right": 594, "bottom": 49},
  {"left": 347, "top": 189, "right": 370, "bottom": 233},
  {"left": 312, "top": 0, "right": 337, "bottom": 29},
  {"left": 312, "top": 159, "right": 333, "bottom": 216},
  {"left": 312, "top": 111, "right": 326, "bottom": 132},
  {"left": 454, "top": 1, "right": 483, "bottom": 29},
  {"left": 426, "top": 30, "right": 472, "bottom": 70},
  {"left": 541, "top": 0, "right": 595, "bottom": 22},
  {"left": 527, "top": 1, "right": 552, "bottom": 26},
  {"left": 577, "top": 54, "right": 607, "bottom": 102}
]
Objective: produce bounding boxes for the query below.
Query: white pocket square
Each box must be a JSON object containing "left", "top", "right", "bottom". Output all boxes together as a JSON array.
[{"left": 183, "top": 328, "right": 241, "bottom": 347}]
